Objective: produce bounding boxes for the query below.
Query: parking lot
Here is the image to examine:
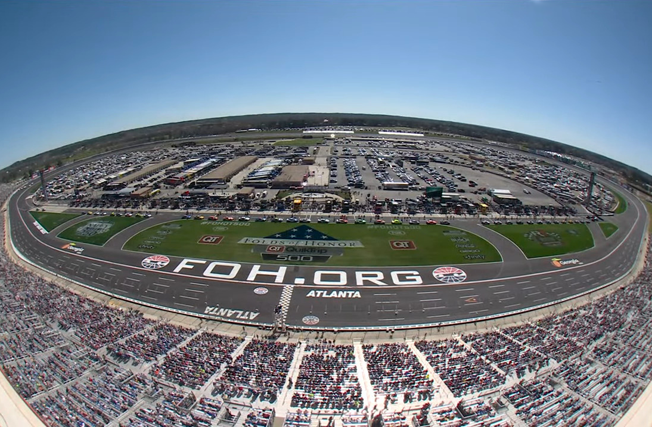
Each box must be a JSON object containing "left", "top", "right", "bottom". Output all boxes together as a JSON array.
[{"left": 35, "top": 131, "right": 616, "bottom": 221}]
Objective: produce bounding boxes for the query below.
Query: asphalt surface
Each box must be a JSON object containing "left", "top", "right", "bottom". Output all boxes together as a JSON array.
[{"left": 8, "top": 176, "right": 648, "bottom": 330}]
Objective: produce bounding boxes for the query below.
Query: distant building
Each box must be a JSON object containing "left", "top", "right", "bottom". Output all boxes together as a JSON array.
[{"left": 271, "top": 165, "right": 309, "bottom": 188}]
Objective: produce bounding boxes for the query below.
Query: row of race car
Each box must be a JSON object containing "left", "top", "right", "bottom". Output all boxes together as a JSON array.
[{"left": 181, "top": 214, "right": 449, "bottom": 225}]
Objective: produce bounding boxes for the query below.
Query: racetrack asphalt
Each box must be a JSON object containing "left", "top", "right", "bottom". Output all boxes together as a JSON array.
[{"left": 8, "top": 174, "right": 648, "bottom": 330}]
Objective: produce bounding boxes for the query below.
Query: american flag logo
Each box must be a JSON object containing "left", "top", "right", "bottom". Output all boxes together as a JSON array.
[{"left": 266, "top": 225, "right": 337, "bottom": 241}]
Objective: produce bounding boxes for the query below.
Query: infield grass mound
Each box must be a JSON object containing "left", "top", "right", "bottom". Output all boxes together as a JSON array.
[
  {"left": 613, "top": 190, "right": 628, "bottom": 214},
  {"left": 30, "top": 211, "right": 80, "bottom": 232},
  {"left": 124, "top": 220, "right": 502, "bottom": 267},
  {"left": 486, "top": 223, "right": 594, "bottom": 258},
  {"left": 599, "top": 222, "right": 619, "bottom": 238},
  {"left": 58, "top": 216, "right": 145, "bottom": 245}
]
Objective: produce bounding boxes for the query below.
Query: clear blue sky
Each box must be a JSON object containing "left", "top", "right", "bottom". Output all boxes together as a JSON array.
[{"left": 1, "top": 0, "right": 651, "bottom": 175}]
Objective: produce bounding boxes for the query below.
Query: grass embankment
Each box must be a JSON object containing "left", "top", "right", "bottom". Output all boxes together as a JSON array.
[
  {"left": 30, "top": 211, "right": 80, "bottom": 232},
  {"left": 58, "top": 216, "right": 145, "bottom": 245},
  {"left": 486, "top": 223, "right": 594, "bottom": 258},
  {"left": 613, "top": 190, "right": 628, "bottom": 214},
  {"left": 598, "top": 222, "right": 619, "bottom": 238}
]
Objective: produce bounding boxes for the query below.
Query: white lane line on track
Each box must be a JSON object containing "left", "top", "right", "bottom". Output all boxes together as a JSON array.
[
  {"left": 455, "top": 288, "right": 475, "bottom": 292},
  {"left": 103, "top": 272, "right": 115, "bottom": 277},
  {"left": 158, "top": 277, "right": 174, "bottom": 282},
  {"left": 561, "top": 273, "right": 570, "bottom": 277},
  {"left": 379, "top": 318, "right": 405, "bottom": 321},
  {"left": 552, "top": 287, "right": 562, "bottom": 292},
  {"left": 132, "top": 272, "right": 145, "bottom": 277},
  {"left": 517, "top": 280, "right": 530, "bottom": 284},
  {"left": 488, "top": 284, "right": 505, "bottom": 288},
  {"left": 420, "top": 298, "right": 442, "bottom": 302},
  {"left": 374, "top": 293, "right": 396, "bottom": 296},
  {"left": 152, "top": 283, "right": 169, "bottom": 288},
  {"left": 416, "top": 291, "right": 439, "bottom": 295},
  {"left": 110, "top": 267, "right": 121, "bottom": 272},
  {"left": 147, "top": 289, "right": 164, "bottom": 294},
  {"left": 142, "top": 295, "right": 158, "bottom": 301},
  {"left": 427, "top": 314, "right": 450, "bottom": 318},
  {"left": 529, "top": 291, "right": 541, "bottom": 296},
  {"left": 375, "top": 301, "right": 400, "bottom": 304},
  {"left": 493, "top": 290, "right": 510, "bottom": 294},
  {"left": 500, "top": 297, "right": 515, "bottom": 301},
  {"left": 541, "top": 276, "right": 552, "bottom": 281},
  {"left": 558, "top": 292, "right": 568, "bottom": 296},
  {"left": 546, "top": 281, "right": 557, "bottom": 285},
  {"left": 423, "top": 306, "right": 446, "bottom": 310},
  {"left": 465, "top": 302, "right": 484, "bottom": 306},
  {"left": 581, "top": 273, "right": 590, "bottom": 277},
  {"left": 121, "top": 283, "right": 134, "bottom": 288},
  {"left": 180, "top": 295, "right": 199, "bottom": 301},
  {"left": 460, "top": 295, "right": 479, "bottom": 299},
  {"left": 190, "top": 282, "right": 208, "bottom": 287},
  {"left": 126, "top": 277, "right": 140, "bottom": 282},
  {"left": 565, "top": 278, "right": 574, "bottom": 281},
  {"left": 91, "top": 263, "right": 101, "bottom": 268},
  {"left": 505, "top": 303, "right": 521, "bottom": 309},
  {"left": 523, "top": 286, "right": 536, "bottom": 290},
  {"left": 174, "top": 302, "right": 195, "bottom": 308},
  {"left": 469, "top": 309, "right": 488, "bottom": 314},
  {"left": 533, "top": 297, "right": 547, "bottom": 303},
  {"left": 185, "top": 288, "right": 204, "bottom": 293}
]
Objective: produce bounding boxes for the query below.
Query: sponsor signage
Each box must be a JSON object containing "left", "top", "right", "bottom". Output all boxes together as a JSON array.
[
  {"left": 170, "top": 258, "right": 429, "bottom": 286},
  {"left": 198, "top": 235, "right": 223, "bottom": 245},
  {"left": 238, "top": 225, "right": 363, "bottom": 248},
  {"left": 390, "top": 240, "right": 417, "bottom": 250},
  {"left": 551, "top": 258, "right": 582, "bottom": 267},
  {"left": 141, "top": 255, "right": 171, "bottom": 270},
  {"left": 61, "top": 243, "right": 84, "bottom": 254}
]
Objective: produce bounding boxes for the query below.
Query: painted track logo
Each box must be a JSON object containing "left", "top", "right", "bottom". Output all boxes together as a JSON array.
[
  {"left": 141, "top": 255, "right": 170, "bottom": 270},
  {"left": 432, "top": 266, "right": 467, "bottom": 284}
]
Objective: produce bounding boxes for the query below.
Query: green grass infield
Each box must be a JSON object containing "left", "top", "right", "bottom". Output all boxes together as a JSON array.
[
  {"left": 486, "top": 223, "right": 594, "bottom": 258},
  {"left": 599, "top": 222, "right": 619, "bottom": 238},
  {"left": 58, "top": 216, "right": 145, "bottom": 246},
  {"left": 30, "top": 211, "right": 80, "bottom": 232},
  {"left": 613, "top": 190, "right": 628, "bottom": 214},
  {"left": 123, "top": 220, "right": 502, "bottom": 267}
]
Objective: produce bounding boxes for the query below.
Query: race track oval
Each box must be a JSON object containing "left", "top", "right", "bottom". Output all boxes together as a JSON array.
[{"left": 8, "top": 176, "right": 648, "bottom": 330}]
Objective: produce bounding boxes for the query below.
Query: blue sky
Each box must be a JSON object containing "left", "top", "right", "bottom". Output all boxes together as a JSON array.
[{"left": 1, "top": 0, "right": 651, "bottom": 174}]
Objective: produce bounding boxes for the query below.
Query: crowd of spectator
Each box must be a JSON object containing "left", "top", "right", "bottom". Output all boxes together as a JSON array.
[
  {"left": 363, "top": 343, "right": 434, "bottom": 397},
  {"left": 555, "top": 359, "right": 643, "bottom": 415},
  {"left": 2, "top": 182, "right": 652, "bottom": 427},
  {"left": 415, "top": 338, "right": 505, "bottom": 397},
  {"left": 245, "top": 408, "right": 275, "bottom": 427},
  {"left": 291, "top": 343, "right": 364, "bottom": 411},
  {"left": 107, "top": 323, "right": 195, "bottom": 365},
  {"left": 503, "top": 378, "right": 612, "bottom": 426},
  {"left": 153, "top": 331, "right": 244, "bottom": 389},
  {"left": 462, "top": 331, "right": 549, "bottom": 379},
  {"left": 217, "top": 339, "right": 297, "bottom": 403}
]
